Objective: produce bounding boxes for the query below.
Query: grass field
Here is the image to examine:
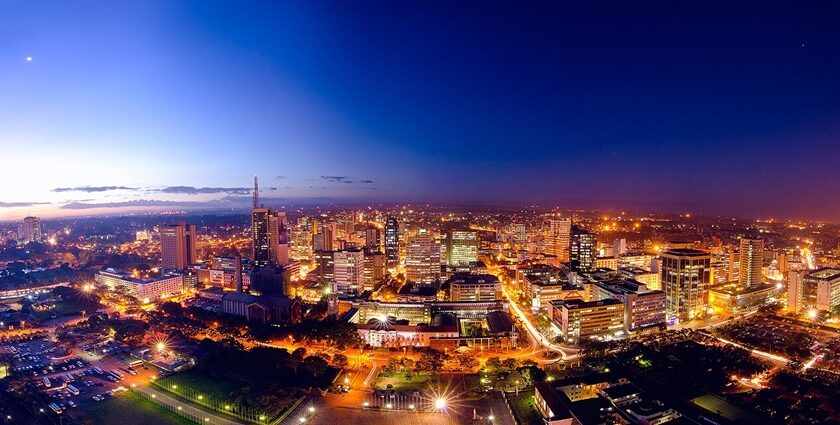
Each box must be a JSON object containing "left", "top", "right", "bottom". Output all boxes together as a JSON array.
[
  {"left": 508, "top": 390, "right": 543, "bottom": 425},
  {"left": 373, "top": 372, "right": 434, "bottom": 391},
  {"left": 693, "top": 394, "right": 757, "bottom": 422},
  {"left": 160, "top": 370, "right": 244, "bottom": 400},
  {"left": 75, "top": 391, "right": 193, "bottom": 425}
]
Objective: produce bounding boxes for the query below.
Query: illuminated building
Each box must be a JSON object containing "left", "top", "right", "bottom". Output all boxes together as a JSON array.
[
  {"left": 355, "top": 322, "right": 459, "bottom": 348},
  {"left": 268, "top": 212, "right": 290, "bottom": 265},
  {"left": 385, "top": 217, "right": 399, "bottom": 266},
  {"left": 546, "top": 217, "right": 571, "bottom": 262},
  {"left": 798, "top": 268, "right": 840, "bottom": 312},
  {"left": 594, "top": 256, "right": 617, "bottom": 270},
  {"left": 405, "top": 228, "right": 440, "bottom": 284},
  {"left": 592, "top": 279, "right": 666, "bottom": 332},
  {"left": 570, "top": 226, "right": 596, "bottom": 273},
  {"left": 135, "top": 230, "right": 151, "bottom": 242},
  {"left": 618, "top": 267, "right": 660, "bottom": 290},
  {"left": 96, "top": 270, "right": 185, "bottom": 301},
  {"left": 444, "top": 227, "right": 478, "bottom": 266},
  {"left": 313, "top": 250, "right": 335, "bottom": 282},
  {"left": 551, "top": 298, "right": 624, "bottom": 343},
  {"left": 290, "top": 217, "right": 314, "bottom": 260},
  {"left": 523, "top": 275, "right": 585, "bottom": 311},
  {"left": 788, "top": 270, "right": 806, "bottom": 312},
  {"left": 160, "top": 221, "right": 197, "bottom": 270},
  {"left": 515, "top": 264, "right": 563, "bottom": 292},
  {"left": 365, "top": 227, "right": 381, "bottom": 251},
  {"left": 448, "top": 273, "right": 502, "bottom": 302},
  {"left": 19, "top": 216, "right": 42, "bottom": 244},
  {"left": 334, "top": 248, "right": 365, "bottom": 295},
  {"left": 363, "top": 249, "right": 386, "bottom": 290},
  {"left": 221, "top": 292, "right": 301, "bottom": 324},
  {"left": 251, "top": 208, "right": 271, "bottom": 267},
  {"left": 709, "top": 281, "right": 779, "bottom": 312},
  {"left": 661, "top": 248, "right": 711, "bottom": 321},
  {"left": 738, "top": 238, "right": 764, "bottom": 288},
  {"left": 617, "top": 252, "right": 655, "bottom": 269}
]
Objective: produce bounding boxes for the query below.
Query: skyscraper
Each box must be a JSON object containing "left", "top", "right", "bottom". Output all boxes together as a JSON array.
[
  {"left": 269, "top": 212, "right": 290, "bottom": 265},
  {"left": 160, "top": 221, "right": 197, "bottom": 270},
  {"left": 365, "top": 227, "right": 381, "bottom": 252},
  {"left": 546, "top": 217, "right": 571, "bottom": 262},
  {"left": 290, "top": 217, "right": 314, "bottom": 260},
  {"left": 251, "top": 208, "right": 271, "bottom": 267},
  {"left": 444, "top": 227, "right": 478, "bottom": 266},
  {"left": 334, "top": 248, "right": 365, "bottom": 296},
  {"left": 661, "top": 248, "right": 711, "bottom": 321},
  {"left": 738, "top": 238, "right": 764, "bottom": 288},
  {"left": 570, "top": 225, "right": 596, "bottom": 272},
  {"left": 405, "top": 228, "right": 440, "bottom": 284},
  {"left": 19, "top": 216, "right": 42, "bottom": 244},
  {"left": 385, "top": 217, "right": 399, "bottom": 266}
]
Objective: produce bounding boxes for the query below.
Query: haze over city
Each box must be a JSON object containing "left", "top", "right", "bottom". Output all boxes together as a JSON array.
[{"left": 4, "top": 1, "right": 840, "bottom": 221}]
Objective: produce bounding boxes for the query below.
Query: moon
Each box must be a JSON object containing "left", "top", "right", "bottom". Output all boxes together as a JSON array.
[{"left": 26, "top": 56, "right": 33, "bottom": 62}]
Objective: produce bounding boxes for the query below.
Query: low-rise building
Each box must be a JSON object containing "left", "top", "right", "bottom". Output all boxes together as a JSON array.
[
  {"left": 96, "top": 270, "right": 185, "bottom": 302},
  {"left": 523, "top": 275, "right": 585, "bottom": 311},
  {"left": 448, "top": 273, "right": 502, "bottom": 302},
  {"left": 592, "top": 279, "right": 666, "bottom": 332}
]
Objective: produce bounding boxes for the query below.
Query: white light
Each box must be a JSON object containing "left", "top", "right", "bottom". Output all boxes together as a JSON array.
[
  {"left": 308, "top": 406, "right": 315, "bottom": 413},
  {"left": 434, "top": 398, "right": 447, "bottom": 410},
  {"left": 26, "top": 56, "right": 32, "bottom": 62}
]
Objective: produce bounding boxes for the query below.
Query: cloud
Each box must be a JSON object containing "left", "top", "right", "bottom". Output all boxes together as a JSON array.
[
  {"left": 321, "top": 176, "right": 349, "bottom": 183},
  {"left": 158, "top": 186, "right": 252, "bottom": 195},
  {"left": 360, "top": 180, "right": 374, "bottom": 184},
  {"left": 342, "top": 180, "right": 354, "bottom": 184},
  {"left": 275, "top": 176, "right": 287, "bottom": 180},
  {"left": 0, "top": 201, "right": 50, "bottom": 208},
  {"left": 61, "top": 199, "right": 211, "bottom": 209},
  {"left": 53, "top": 186, "right": 138, "bottom": 193}
]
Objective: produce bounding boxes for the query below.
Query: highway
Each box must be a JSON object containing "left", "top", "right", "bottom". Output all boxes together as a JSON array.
[{"left": 500, "top": 287, "right": 579, "bottom": 362}]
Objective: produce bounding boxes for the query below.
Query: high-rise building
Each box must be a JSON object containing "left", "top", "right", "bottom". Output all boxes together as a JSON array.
[
  {"left": 405, "top": 228, "right": 440, "bottom": 284},
  {"left": 268, "top": 212, "right": 290, "bottom": 265},
  {"left": 385, "top": 217, "right": 399, "bottom": 266},
  {"left": 19, "top": 216, "right": 43, "bottom": 244},
  {"left": 160, "top": 222, "right": 197, "bottom": 270},
  {"left": 444, "top": 227, "right": 478, "bottom": 266},
  {"left": 365, "top": 227, "right": 381, "bottom": 252},
  {"left": 798, "top": 268, "right": 840, "bottom": 312},
  {"left": 334, "top": 249, "right": 365, "bottom": 296},
  {"left": 314, "top": 250, "right": 335, "bottom": 283},
  {"left": 363, "top": 250, "right": 386, "bottom": 291},
  {"left": 546, "top": 218, "right": 571, "bottom": 262},
  {"left": 738, "top": 238, "right": 764, "bottom": 288},
  {"left": 661, "top": 248, "right": 711, "bottom": 321},
  {"left": 570, "top": 225, "right": 596, "bottom": 272},
  {"left": 290, "top": 217, "right": 314, "bottom": 260},
  {"left": 550, "top": 298, "right": 624, "bottom": 343},
  {"left": 251, "top": 208, "right": 271, "bottom": 267}
]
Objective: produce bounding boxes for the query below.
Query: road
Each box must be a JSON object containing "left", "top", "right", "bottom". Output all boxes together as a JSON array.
[{"left": 501, "top": 287, "right": 579, "bottom": 362}]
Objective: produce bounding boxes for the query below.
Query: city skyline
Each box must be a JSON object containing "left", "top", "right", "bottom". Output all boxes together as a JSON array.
[{"left": 4, "top": 1, "right": 840, "bottom": 221}]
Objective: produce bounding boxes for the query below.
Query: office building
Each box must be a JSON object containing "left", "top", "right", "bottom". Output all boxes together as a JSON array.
[
  {"left": 19, "top": 216, "right": 42, "bottom": 244},
  {"left": 268, "top": 212, "right": 290, "bottom": 265},
  {"left": 385, "top": 217, "right": 399, "bottom": 266},
  {"left": 796, "top": 268, "right": 840, "bottom": 312},
  {"left": 363, "top": 249, "right": 386, "bottom": 290},
  {"left": 334, "top": 248, "right": 365, "bottom": 296},
  {"left": 448, "top": 273, "right": 502, "bottom": 302},
  {"left": 444, "top": 227, "right": 479, "bottom": 266},
  {"left": 96, "top": 270, "right": 185, "bottom": 302},
  {"left": 365, "top": 227, "right": 381, "bottom": 252},
  {"left": 738, "top": 238, "right": 764, "bottom": 288},
  {"left": 546, "top": 218, "right": 571, "bottom": 262},
  {"left": 661, "top": 248, "right": 711, "bottom": 321},
  {"left": 592, "top": 279, "right": 666, "bottom": 332},
  {"left": 405, "top": 228, "right": 440, "bottom": 284},
  {"left": 160, "top": 221, "right": 197, "bottom": 270},
  {"left": 314, "top": 250, "right": 335, "bottom": 283},
  {"left": 290, "top": 217, "right": 314, "bottom": 260},
  {"left": 551, "top": 298, "right": 624, "bottom": 343},
  {"left": 570, "top": 225, "right": 596, "bottom": 273},
  {"left": 251, "top": 208, "right": 271, "bottom": 267}
]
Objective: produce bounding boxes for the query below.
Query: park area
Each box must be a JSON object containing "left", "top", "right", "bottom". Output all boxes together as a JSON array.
[{"left": 73, "top": 390, "right": 191, "bottom": 425}]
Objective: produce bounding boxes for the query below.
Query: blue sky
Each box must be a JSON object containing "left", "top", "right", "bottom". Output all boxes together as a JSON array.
[{"left": 2, "top": 1, "right": 840, "bottom": 220}]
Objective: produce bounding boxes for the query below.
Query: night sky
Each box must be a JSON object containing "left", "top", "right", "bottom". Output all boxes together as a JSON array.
[{"left": 2, "top": 1, "right": 840, "bottom": 221}]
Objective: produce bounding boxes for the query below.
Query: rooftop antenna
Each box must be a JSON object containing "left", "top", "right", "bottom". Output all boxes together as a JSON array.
[{"left": 253, "top": 175, "right": 259, "bottom": 209}]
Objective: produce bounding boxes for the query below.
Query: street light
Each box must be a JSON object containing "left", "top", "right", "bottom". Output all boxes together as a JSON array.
[
  {"left": 434, "top": 398, "right": 447, "bottom": 410},
  {"left": 308, "top": 406, "right": 315, "bottom": 413}
]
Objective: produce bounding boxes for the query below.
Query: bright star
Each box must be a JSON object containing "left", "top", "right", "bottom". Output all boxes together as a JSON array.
[{"left": 26, "top": 56, "right": 33, "bottom": 62}]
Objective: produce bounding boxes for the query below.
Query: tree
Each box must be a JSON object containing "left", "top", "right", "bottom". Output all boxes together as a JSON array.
[
  {"left": 485, "top": 357, "right": 502, "bottom": 371},
  {"left": 160, "top": 301, "right": 184, "bottom": 317},
  {"left": 415, "top": 349, "right": 448, "bottom": 372},
  {"left": 302, "top": 356, "right": 329, "bottom": 377},
  {"left": 333, "top": 353, "right": 348, "bottom": 368},
  {"left": 383, "top": 357, "right": 400, "bottom": 374}
]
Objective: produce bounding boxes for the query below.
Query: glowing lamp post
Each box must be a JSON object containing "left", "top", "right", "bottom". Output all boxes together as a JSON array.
[{"left": 434, "top": 398, "right": 447, "bottom": 411}]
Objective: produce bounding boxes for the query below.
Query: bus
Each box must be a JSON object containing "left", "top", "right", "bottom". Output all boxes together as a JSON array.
[
  {"left": 67, "top": 384, "right": 79, "bottom": 396},
  {"left": 49, "top": 403, "right": 62, "bottom": 414},
  {"left": 128, "top": 359, "right": 143, "bottom": 368},
  {"left": 43, "top": 377, "right": 51, "bottom": 388},
  {"left": 110, "top": 370, "right": 123, "bottom": 380},
  {"left": 93, "top": 367, "right": 105, "bottom": 375}
]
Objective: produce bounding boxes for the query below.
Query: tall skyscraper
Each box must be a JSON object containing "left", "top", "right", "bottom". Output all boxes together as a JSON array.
[
  {"left": 365, "top": 227, "right": 381, "bottom": 252},
  {"left": 546, "top": 217, "right": 571, "bottom": 262},
  {"left": 268, "top": 212, "right": 290, "bottom": 265},
  {"left": 570, "top": 225, "right": 596, "bottom": 272},
  {"left": 290, "top": 216, "right": 314, "bottom": 260},
  {"left": 405, "top": 228, "right": 440, "bottom": 284},
  {"left": 738, "top": 238, "right": 764, "bottom": 288},
  {"left": 385, "top": 217, "right": 399, "bottom": 266},
  {"left": 334, "top": 249, "right": 365, "bottom": 295},
  {"left": 160, "top": 221, "right": 197, "bottom": 270},
  {"left": 661, "top": 248, "right": 711, "bottom": 321},
  {"left": 19, "top": 216, "right": 42, "bottom": 244},
  {"left": 444, "top": 227, "right": 478, "bottom": 266},
  {"left": 251, "top": 208, "right": 271, "bottom": 267}
]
